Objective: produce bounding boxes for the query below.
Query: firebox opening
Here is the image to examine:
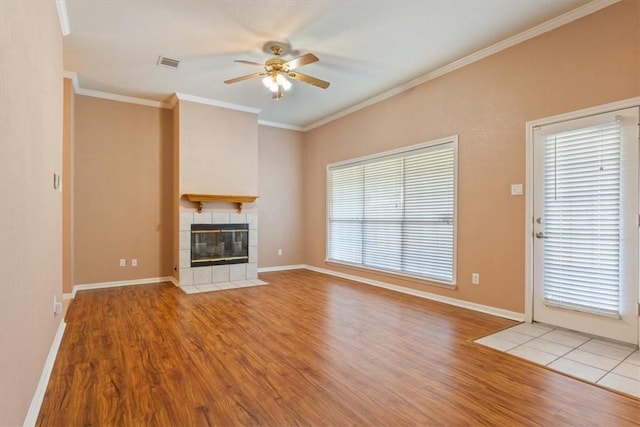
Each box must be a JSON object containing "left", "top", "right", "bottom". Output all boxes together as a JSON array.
[{"left": 191, "top": 223, "right": 249, "bottom": 267}]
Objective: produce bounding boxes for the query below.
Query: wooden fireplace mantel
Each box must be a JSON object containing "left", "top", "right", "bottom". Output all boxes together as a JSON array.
[{"left": 183, "top": 194, "right": 258, "bottom": 213}]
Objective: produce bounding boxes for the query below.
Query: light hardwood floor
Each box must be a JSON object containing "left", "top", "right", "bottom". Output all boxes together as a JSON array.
[{"left": 37, "top": 269, "right": 640, "bottom": 426}]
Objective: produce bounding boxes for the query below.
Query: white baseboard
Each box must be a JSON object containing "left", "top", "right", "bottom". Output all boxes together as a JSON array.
[
  {"left": 257, "top": 264, "right": 307, "bottom": 273},
  {"left": 72, "top": 268, "right": 524, "bottom": 321},
  {"left": 71, "top": 276, "right": 174, "bottom": 298},
  {"left": 301, "top": 264, "right": 525, "bottom": 321},
  {"left": 23, "top": 320, "right": 67, "bottom": 427}
]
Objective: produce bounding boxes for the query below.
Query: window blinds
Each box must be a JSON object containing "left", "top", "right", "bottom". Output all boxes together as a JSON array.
[
  {"left": 543, "top": 121, "right": 622, "bottom": 317},
  {"left": 328, "top": 140, "right": 456, "bottom": 283}
]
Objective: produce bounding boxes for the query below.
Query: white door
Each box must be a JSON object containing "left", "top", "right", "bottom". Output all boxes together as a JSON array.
[{"left": 532, "top": 107, "right": 639, "bottom": 345}]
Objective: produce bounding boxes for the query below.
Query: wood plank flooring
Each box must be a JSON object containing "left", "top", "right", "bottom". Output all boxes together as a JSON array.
[{"left": 37, "top": 270, "right": 640, "bottom": 426}]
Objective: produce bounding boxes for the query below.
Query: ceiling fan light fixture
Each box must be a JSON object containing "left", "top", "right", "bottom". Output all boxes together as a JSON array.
[
  {"left": 262, "top": 73, "right": 292, "bottom": 97},
  {"left": 275, "top": 73, "right": 292, "bottom": 90},
  {"left": 262, "top": 75, "right": 279, "bottom": 92}
]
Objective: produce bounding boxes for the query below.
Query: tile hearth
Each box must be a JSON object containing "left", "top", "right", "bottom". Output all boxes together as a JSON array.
[{"left": 181, "top": 278, "right": 268, "bottom": 295}]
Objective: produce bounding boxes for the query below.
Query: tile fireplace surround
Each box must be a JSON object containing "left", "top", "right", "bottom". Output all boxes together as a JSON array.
[{"left": 179, "top": 210, "right": 262, "bottom": 294}]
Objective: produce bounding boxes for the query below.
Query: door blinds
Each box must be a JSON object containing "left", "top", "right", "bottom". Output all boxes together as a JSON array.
[
  {"left": 328, "top": 140, "right": 456, "bottom": 283},
  {"left": 542, "top": 121, "right": 622, "bottom": 317}
]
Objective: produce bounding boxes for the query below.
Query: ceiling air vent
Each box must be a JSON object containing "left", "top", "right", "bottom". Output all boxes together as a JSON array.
[{"left": 157, "top": 55, "right": 180, "bottom": 69}]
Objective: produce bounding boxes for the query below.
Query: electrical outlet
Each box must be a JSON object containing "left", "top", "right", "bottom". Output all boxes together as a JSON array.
[
  {"left": 472, "top": 273, "right": 480, "bottom": 285},
  {"left": 131, "top": 259, "right": 138, "bottom": 267},
  {"left": 53, "top": 296, "right": 62, "bottom": 316},
  {"left": 119, "top": 258, "right": 126, "bottom": 267},
  {"left": 278, "top": 249, "right": 283, "bottom": 256}
]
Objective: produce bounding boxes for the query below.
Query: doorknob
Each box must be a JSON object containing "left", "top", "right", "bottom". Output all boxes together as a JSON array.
[
  {"left": 535, "top": 231, "right": 547, "bottom": 239},
  {"left": 535, "top": 217, "right": 544, "bottom": 224}
]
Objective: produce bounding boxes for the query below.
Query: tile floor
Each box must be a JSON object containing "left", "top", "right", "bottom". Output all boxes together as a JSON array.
[
  {"left": 475, "top": 322, "right": 640, "bottom": 399},
  {"left": 180, "top": 279, "right": 268, "bottom": 294}
]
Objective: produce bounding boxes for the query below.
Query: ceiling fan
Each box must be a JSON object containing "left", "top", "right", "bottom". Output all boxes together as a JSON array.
[{"left": 224, "top": 42, "right": 330, "bottom": 100}]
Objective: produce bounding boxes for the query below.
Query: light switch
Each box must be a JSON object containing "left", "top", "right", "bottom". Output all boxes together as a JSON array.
[{"left": 511, "top": 184, "right": 523, "bottom": 196}]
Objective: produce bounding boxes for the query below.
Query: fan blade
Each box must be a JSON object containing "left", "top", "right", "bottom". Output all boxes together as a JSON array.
[
  {"left": 284, "top": 53, "right": 318, "bottom": 71},
  {"left": 234, "top": 60, "right": 265, "bottom": 66},
  {"left": 224, "top": 72, "right": 265, "bottom": 84},
  {"left": 287, "top": 71, "right": 330, "bottom": 89}
]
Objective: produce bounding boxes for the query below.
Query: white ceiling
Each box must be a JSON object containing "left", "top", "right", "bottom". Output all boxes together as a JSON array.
[{"left": 62, "top": 0, "right": 598, "bottom": 130}]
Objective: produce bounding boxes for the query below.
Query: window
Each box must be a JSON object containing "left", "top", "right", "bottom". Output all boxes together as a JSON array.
[{"left": 327, "top": 137, "right": 457, "bottom": 284}]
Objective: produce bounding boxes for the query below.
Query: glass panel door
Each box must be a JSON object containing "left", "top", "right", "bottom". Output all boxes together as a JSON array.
[{"left": 532, "top": 107, "right": 639, "bottom": 344}]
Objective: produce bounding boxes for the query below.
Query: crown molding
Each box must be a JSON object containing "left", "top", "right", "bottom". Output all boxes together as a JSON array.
[
  {"left": 64, "top": 71, "right": 172, "bottom": 109},
  {"left": 55, "top": 0, "right": 70, "bottom": 36},
  {"left": 175, "top": 92, "right": 261, "bottom": 115},
  {"left": 302, "top": 0, "right": 620, "bottom": 132},
  {"left": 168, "top": 93, "right": 179, "bottom": 108},
  {"left": 257, "top": 120, "right": 304, "bottom": 132},
  {"left": 61, "top": 77, "right": 262, "bottom": 114},
  {"left": 63, "top": 70, "right": 78, "bottom": 91},
  {"left": 76, "top": 88, "right": 171, "bottom": 109},
  {"left": 60, "top": 0, "right": 618, "bottom": 130}
]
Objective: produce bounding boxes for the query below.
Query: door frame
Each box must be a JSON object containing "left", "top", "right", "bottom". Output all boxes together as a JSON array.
[{"left": 524, "top": 97, "right": 640, "bottom": 336}]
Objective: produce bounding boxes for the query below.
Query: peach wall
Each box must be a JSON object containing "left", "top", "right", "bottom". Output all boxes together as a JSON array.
[
  {"left": 257, "top": 126, "right": 305, "bottom": 267},
  {"left": 302, "top": 0, "right": 640, "bottom": 314},
  {"left": 73, "top": 96, "right": 173, "bottom": 284},
  {"left": 63, "top": 78, "right": 74, "bottom": 293},
  {"left": 178, "top": 100, "right": 258, "bottom": 202},
  {"left": 0, "top": 1, "right": 63, "bottom": 424}
]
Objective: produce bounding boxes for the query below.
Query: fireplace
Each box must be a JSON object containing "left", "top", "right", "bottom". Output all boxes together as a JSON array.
[
  {"left": 191, "top": 223, "right": 249, "bottom": 267},
  {"left": 179, "top": 211, "right": 258, "bottom": 288}
]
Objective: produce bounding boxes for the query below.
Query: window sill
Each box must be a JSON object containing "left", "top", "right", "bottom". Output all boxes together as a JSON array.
[{"left": 324, "top": 259, "right": 456, "bottom": 289}]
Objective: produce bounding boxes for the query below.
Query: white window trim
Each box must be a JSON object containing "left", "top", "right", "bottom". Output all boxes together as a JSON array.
[
  {"left": 524, "top": 97, "right": 640, "bottom": 323},
  {"left": 325, "top": 135, "right": 458, "bottom": 286}
]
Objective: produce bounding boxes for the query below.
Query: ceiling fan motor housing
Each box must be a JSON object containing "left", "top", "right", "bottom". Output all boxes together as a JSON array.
[
  {"left": 224, "top": 41, "right": 330, "bottom": 96},
  {"left": 265, "top": 57, "right": 287, "bottom": 72}
]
